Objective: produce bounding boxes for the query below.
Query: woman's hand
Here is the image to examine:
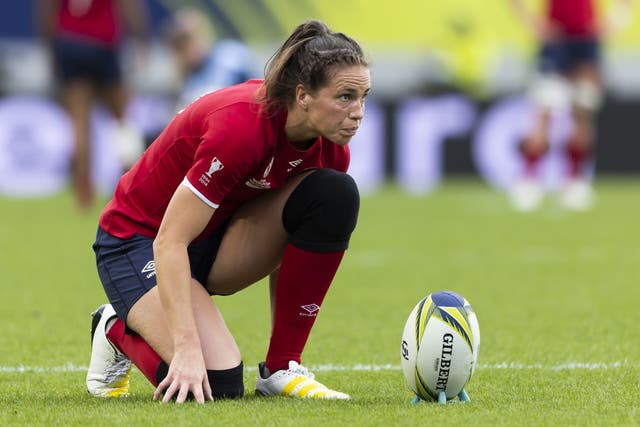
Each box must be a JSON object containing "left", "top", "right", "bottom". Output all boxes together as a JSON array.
[
  {"left": 153, "top": 346, "right": 213, "bottom": 403},
  {"left": 153, "top": 184, "right": 217, "bottom": 403}
]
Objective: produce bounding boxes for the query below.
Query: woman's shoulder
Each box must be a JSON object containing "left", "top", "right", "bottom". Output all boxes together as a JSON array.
[
  {"left": 191, "top": 80, "right": 263, "bottom": 112},
  {"left": 183, "top": 80, "right": 268, "bottom": 131}
]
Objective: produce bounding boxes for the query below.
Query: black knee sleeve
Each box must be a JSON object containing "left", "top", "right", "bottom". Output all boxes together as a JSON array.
[
  {"left": 155, "top": 361, "right": 244, "bottom": 400},
  {"left": 282, "top": 169, "right": 360, "bottom": 252},
  {"left": 207, "top": 362, "right": 244, "bottom": 399}
]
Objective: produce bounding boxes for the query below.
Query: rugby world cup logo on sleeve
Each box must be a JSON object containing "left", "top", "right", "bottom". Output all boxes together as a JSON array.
[{"left": 199, "top": 156, "right": 224, "bottom": 186}]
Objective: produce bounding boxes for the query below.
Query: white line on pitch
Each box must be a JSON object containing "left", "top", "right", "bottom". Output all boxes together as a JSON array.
[{"left": 0, "top": 361, "right": 631, "bottom": 374}]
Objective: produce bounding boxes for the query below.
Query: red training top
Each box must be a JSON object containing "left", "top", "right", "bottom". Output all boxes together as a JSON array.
[
  {"left": 99, "top": 80, "right": 350, "bottom": 241},
  {"left": 547, "top": 0, "right": 597, "bottom": 37},
  {"left": 56, "top": 0, "right": 120, "bottom": 46}
]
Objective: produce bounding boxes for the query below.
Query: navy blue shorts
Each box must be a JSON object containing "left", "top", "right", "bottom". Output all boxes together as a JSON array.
[
  {"left": 93, "top": 224, "right": 228, "bottom": 323},
  {"left": 538, "top": 37, "right": 600, "bottom": 74},
  {"left": 53, "top": 38, "right": 122, "bottom": 85}
]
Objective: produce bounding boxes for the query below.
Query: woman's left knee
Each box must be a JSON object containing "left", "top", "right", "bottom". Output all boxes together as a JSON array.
[{"left": 282, "top": 169, "right": 360, "bottom": 252}]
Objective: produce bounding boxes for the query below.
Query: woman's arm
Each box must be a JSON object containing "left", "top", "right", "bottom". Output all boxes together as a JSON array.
[
  {"left": 508, "top": 0, "right": 554, "bottom": 40},
  {"left": 152, "top": 183, "right": 216, "bottom": 403}
]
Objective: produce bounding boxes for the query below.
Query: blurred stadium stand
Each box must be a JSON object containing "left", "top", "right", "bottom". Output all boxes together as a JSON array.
[{"left": 0, "top": 1, "right": 638, "bottom": 197}]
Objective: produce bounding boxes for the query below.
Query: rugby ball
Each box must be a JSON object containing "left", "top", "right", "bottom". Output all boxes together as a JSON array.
[{"left": 400, "top": 291, "right": 480, "bottom": 402}]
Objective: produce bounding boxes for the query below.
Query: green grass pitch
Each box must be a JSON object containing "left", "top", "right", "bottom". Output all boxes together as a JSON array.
[{"left": 1, "top": 178, "right": 639, "bottom": 426}]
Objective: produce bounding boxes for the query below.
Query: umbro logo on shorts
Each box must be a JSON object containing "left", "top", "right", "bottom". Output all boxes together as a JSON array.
[{"left": 141, "top": 260, "right": 156, "bottom": 278}]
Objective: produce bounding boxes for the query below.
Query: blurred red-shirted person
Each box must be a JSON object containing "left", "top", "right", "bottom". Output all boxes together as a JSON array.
[
  {"left": 38, "top": 0, "right": 149, "bottom": 211},
  {"left": 508, "top": 0, "right": 633, "bottom": 212}
]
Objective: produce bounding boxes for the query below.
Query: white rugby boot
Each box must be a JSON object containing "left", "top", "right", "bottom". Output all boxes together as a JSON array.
[
  {"left": 256, "top": 361, "right": 350, "bottom": 400},
  {"left": 559, "top": 178, "right": 594, "bottom": 211},
  {"left": 509, "top": 178, "right": 544, "bottom": 212},
  {"left": 86, "top": 304, "right": 132, "bottom": 397}
]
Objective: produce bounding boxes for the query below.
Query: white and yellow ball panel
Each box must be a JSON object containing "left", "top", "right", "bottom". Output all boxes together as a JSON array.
[{"left": 401, "top": 291, "right": 480, "bottom": 401}]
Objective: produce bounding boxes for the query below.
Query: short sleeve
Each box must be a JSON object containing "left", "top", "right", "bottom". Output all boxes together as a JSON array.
[{"left": 184, "top": 107, "right": 263, "bottom": 207}]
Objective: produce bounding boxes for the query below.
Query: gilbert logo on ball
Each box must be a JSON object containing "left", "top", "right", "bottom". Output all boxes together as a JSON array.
[{"left": 400, "top": 290, "right": 480, "bottom": 404}]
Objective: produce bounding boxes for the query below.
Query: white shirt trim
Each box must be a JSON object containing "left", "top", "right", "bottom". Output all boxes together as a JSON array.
[{"left": 181, "top": 177, "right": 220, "bottom": 209}]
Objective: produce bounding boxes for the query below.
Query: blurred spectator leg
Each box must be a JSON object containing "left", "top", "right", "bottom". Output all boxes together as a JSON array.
[
  {"left": 510, "top": 110, "right": 550, "bottom": 212},
  {"left": 63, "top": 77, "right": 94, "bottom": 211},
  {"left": 561, "top": 64, "right": 601, "bottom": 211},
  {"left": 102, "top": 81, "right": 145, "bottom": 171}
]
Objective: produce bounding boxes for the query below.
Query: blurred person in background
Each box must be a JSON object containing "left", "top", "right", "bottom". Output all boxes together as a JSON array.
[
  {"left": 508, "top": 0, "right": 634, "bottom": 212},
  {"left": 164, "top": 7, "right": 257, "bottom": 111},
  {"left": 37, "top": 0, "right": 150, "bottom": 211}
]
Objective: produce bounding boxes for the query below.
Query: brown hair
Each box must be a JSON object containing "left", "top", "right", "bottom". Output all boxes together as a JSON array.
[{"left": 260, "top": 20, "right": 368, "bottom": 113}]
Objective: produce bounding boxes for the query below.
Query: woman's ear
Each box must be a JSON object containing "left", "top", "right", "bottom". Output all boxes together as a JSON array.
[{"left": 295, "top": 84, "right": 309, "bottom": 111}]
